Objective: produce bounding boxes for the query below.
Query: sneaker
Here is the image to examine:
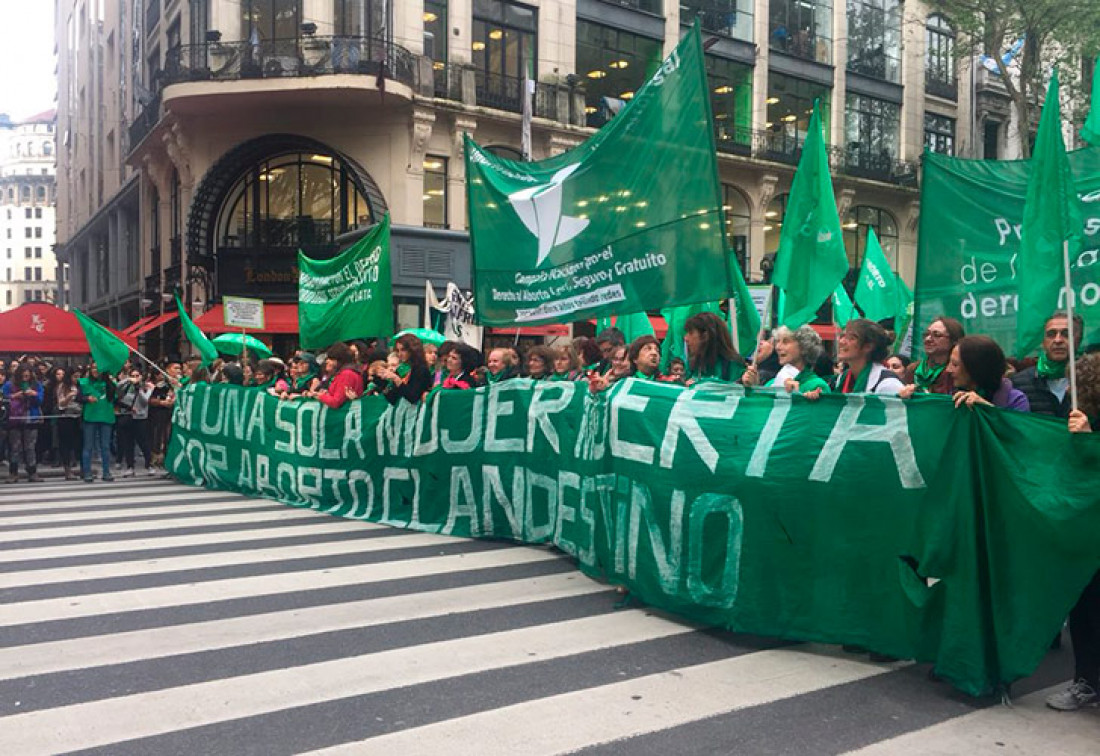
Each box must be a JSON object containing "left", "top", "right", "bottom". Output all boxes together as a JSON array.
[
  {"left": 4, "top": 475, "right": 17, "bottom": 484},
  {"left": 82, "top": 476, "right": 94, "bottom": 483},
  {"left": 122, "top": 467, "right": 135, "bottom": 478},
  {"left": 27, "top": 474, "right": 43, "bottom": 483},
  {"left": 101, "top": 474, "right": 115, "bottom": 482},
  {"left": 1046, "top": 679, "right": 1099, "bottom": 711}
]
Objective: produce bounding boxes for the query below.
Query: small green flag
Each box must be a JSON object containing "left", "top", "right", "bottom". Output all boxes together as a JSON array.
[
  {"left": 1017, "top": 69, "right": 1083, "bottom": 356},
  {"left": 729, "top": 254, "right": 762, "bottom": 358},
  {"left": 853, "top": 228, "right": 898, "bottom": 322},
  {"left": 831, "top": 284, "right": 858, "bottom": 328},
  {"left": 893, "top": 275, "right": 915, "bottom": 355},
  {"left": 176, "top": 295, "right": 218, "bottom": 367},
  {"left": 1081, "top": 59, "right": 1100, "bottom": 145},
  {"left": 74, "top": 309, "right": 130, "bottom": 374},
  {"left": 615, "top": 311, "right": 655, "bottom": 344},
  {"left": 772, "top": 101, "right": 849, "bottom": 329}
]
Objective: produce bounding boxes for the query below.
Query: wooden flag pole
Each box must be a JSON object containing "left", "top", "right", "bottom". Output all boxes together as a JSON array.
[{"left": 1063, "top": 238, "right": 1079, "bottom": 413}]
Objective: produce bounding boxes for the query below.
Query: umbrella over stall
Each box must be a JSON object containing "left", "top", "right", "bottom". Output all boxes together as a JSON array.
[{"left": 211, "top": 332, "right": 273, "bottom": 359}]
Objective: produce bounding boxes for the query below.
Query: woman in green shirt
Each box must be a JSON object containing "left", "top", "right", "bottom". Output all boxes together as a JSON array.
[
  {"left": 765, "top": 325, "right": 831, "bottom": 396},
  {"left": 79, "top": 362, "right": 116, "bottom": 483},
  {"left": 683, "top": 312, "right": 747, "bottom": 385}
]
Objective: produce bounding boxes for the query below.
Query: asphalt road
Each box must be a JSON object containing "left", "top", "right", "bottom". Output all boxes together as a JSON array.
[{"left": 0, "top": 476, "right": 1097, "bottom": 755}]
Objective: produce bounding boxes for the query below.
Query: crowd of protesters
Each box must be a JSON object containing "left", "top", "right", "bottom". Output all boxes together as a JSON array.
[{"left": 3, "top": 309, "right": 1099, "bottom": 712}]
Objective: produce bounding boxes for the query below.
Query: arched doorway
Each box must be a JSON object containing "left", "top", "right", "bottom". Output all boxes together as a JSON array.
[{"left": 188, "top": 134, "right": 387, "bottom": 303}]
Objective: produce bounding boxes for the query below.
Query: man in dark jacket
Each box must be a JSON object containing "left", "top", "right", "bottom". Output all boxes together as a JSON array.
[{"left": 1011, "top": 311, "right": 1083, "bottom": 419}]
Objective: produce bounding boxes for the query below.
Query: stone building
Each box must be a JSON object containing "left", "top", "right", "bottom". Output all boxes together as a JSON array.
[{"left": 55, "top": 0, "right": 1014, "bottom": 353}]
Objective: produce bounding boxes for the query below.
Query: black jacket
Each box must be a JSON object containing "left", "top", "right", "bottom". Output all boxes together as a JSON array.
[{"left": 1010, "top": 367, "right": 1072, "bottom": 419}]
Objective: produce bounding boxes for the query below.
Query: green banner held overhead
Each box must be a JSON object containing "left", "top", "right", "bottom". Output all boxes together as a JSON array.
[
  {"left": 916, "top": 150, "right": 1100, "bottom": 356},
  {"left": 465, "top": 25, "right": 737, "bottom": 325},
  {"left": 74, "top": 309, "right": 130, "bottom": 374},
  {"left": 1017, "top": 70, "right": 1084, "bottom": 356},
  {"left": 298, "top": 214, "right": 394, "bottom": 349},
  {"left": 168, "top": 382, "right": 1100, "bottom": 698},
  {"left": 854, "top": 228, "right": 899, "bottom": 323}
]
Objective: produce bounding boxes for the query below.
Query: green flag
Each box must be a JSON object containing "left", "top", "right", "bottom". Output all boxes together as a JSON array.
[
  {"left": 1081, "top": 58, "right": 1100, "bottom": 145},
  {"left": 772, "top": 101, "right": 849, "bottom": 329},
  {"left": 853, "top": 228, "right": 898, "bottom": 322},
  {"left": 659, "top": 300, "right": 721, "bottom": 372},
  {"left": 465, "top": 25, "right": 732, "bottom": 325},
  {"left": 175, "top": 295, "right": 218, "bottom": 367},
  {"left": 298, "top": 214, "right": 394, "bottom": 350},
  {"left": 615, "top": 311, "right": 655, "bottom": 343},
  {"left": 74, "top": 309, "right": 130, "bottom": 374},
  {"left": 729, "top": 254, "right": 762, "bottom": 357},
  {"left": 831, "top": 284, "right": 858, "bottom": 328},
  {"left": 1016, "top": 69, "right": 1084, "bottom": 356},
  {"left": 893, "top": 274, "right": 915, "bottom": 354}
]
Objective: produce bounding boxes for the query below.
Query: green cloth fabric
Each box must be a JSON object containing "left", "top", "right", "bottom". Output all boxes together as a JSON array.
[
  {"left": 765, "top": 366, "right": 830, "bottom": 394},
  {"left": 687, "top": 358, "right": 745, "bottom": 384},
  {"left": 74, "top": 309, "right": 130, "bottom": 375},
  {"left": 913, "top": 359, "right": 947, "bottom": 392},
  {"left": 1016, "top": 69, "right": 1084, "bottom": 356},
  {"left": 79, "top": 376, "right": 116, "bottom": 424},
  {"left": 1036, "top": 353, "right": 1067, "bottom": 380},
  {"left": 854, "top": 228, "right": 899, "bottom": 322},
  {"left": 772, "top": 101, "right": 849, "bottom": 329},
  {"left": 632, "top": 370, "right": 658, "bottom": 381},
  {"left": 837, "top": 364, "right": 872, "bottom": 394},
  {"left": 832, "top": 284, "right": 858, "bottom": 328},
  {"left": 176, "top": 294, "right": 218, "bottom": 367},
  {"left": 1081, "top": 57, "right": 1100, "bottom": 145}
]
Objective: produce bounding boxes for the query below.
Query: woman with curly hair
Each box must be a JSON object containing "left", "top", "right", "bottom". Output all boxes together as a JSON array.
[{"left": 525, "top": 345, "right": 556, "bottom": 380}]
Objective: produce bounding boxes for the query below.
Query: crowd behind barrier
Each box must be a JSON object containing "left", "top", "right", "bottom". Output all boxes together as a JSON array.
[{"left": 3, "top": 309, "right": 1099, "bottom": 709}]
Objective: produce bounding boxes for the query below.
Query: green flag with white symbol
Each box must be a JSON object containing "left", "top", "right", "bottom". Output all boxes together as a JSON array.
[
  {"left": 854, "top": 228, "right": 898, "bottom": 322},
  {"left": 772, "top": 101, "right": 849, "bottom": 330},
  {"left": 832, "top": 284, "right": 858, "bottom": 328},
  {"left": 465, "top": 25, "right": 737, "bottom": 325}
]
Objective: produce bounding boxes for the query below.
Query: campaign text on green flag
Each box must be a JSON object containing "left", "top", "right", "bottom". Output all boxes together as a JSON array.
[{"left": 854, "top": 228, "right": 899, "bottom": 322}]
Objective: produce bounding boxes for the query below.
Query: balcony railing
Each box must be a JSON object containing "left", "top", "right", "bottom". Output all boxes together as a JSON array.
[
  {"left": 169, "top": 237, "right": 182, "bottom": 266},
  {"left": 163, "top": 36, "right": 418, "bottom": 89},
  {"left": 597, "top": 0, "right": 662, "bottom": 13},
  {"left": 128, "top": 93, "right": 161, "bottom": 151},
  {"left": 925, "top": 74, "right": 958, "bottom": 101},
  {"left": 163, "top": 263, "right": 181, "bottom": 293}
]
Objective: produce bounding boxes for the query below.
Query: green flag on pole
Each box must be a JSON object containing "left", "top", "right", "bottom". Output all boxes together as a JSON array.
[
  {"left": 854, "top": 228, "right": 898, "bottom": 322},
  {"left": 74, "top": 309, "right": 130, "bottom": 374},
  {"left": 772, "top": 101, "right": 849, "bottom": 329},
  {"left": 298, "top": 214, "right": 394, "bottom": 349},
  {"left": 465, "top": 25, "right": 733, "bottom": 325},
  {"left": 893, "top": 274, "right": 915, "bottom": 354},
  {"left": 729, "top": 254, "right": 762, "bottom": 357},
  {"left": 1081, "top": 59, "right": 1100, "bottom": 145},
  {"left": 175, "top": 294, "right": 218, "bottom": 367},
  {"left": 615, "top": 311, "right": 655, "bottom": 343},
  {"left": 832, "top": 284, "right": 859, "bottom": 328},
  {"left": 1017, "top": 69, "right": 1083, "bottom": 356}
]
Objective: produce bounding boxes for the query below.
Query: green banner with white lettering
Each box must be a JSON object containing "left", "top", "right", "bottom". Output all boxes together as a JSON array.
[
  {"left": 169, "top": 381, "right": 1100, "bottom": 697},
  {"left": 465, "top": 26, "right": 736, "bottom": 325},
  {"left": 916, "top": 150, "right": 1100, "bottom": 356},
  {"left": 298, "top": 214, "right": 393, "bottom": 349}
]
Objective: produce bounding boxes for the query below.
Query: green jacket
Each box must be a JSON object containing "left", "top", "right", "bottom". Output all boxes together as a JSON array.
[{"left": 79, "top": 376, "right": 116, "bottom": 424}]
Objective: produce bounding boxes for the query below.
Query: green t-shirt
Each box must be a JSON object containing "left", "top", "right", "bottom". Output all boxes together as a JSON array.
[
  {"left": 79, "top": 376, "right": 116, "bottom": 425},
  {"left": 687, "top": 358, "right": 745, "bottom": 385}
]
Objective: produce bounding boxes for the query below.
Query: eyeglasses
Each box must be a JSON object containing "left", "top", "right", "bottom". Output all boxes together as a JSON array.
[
  {"left": 923, "top": 330, "right": 949, "bottom": 339},
  {"left": 1044, "top": 328, "right": 1070, "bottom": 339}
]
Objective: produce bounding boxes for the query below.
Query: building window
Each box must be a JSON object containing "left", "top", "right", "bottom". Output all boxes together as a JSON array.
[
  {"left": 24, "top": 266, "right": 31, "bottom": 280},
  {"left": 20, "top": 186, "right": 30, "bottom": 202},
  {"left": 983, "top": 120, "right": 1000, "bottom": 159},
  {"left": 576, "top": 20, "right": 661, "bottom": 127},
  {"left": 925, "top": 14, "right": 956, "bottom": 99},
  {"left": 34, "top": 247, "right": 41, "bottom": 258},
  {"left": 723, "top": 184, "right": 752, "bottom": 276},
  {"left": 710, "top": 56, "right": 754, "bottom": 153},
  {"left": 681, "top": 1, "right": 753, "bottom": 44},
  {"left": 473, "top": 0, "right": 538, "bottom": 113},
  {"left": 333, "top": 0, "right": 388, "bottom": 39},
  {"left": 23, "top": 290, "right": 30, "bottom": 303},
  {"left": 845, "top": 93, "right": 900, "bottom": 176},
  {"left": 924, "top": 113, "right": 955, "bottom": 155},
  {"left": 24, "top": 227, "right": 31, "bottom": 238},
  {"left": 34, "top": 208, "right": 42, "bottom": 219},
  {"left": 217, "top": 151, "right": 373, "bottom": 251},
  {"left": 241, "top": 1, "right": 301, "bottom": 43},
  {"left": 34, "top": 227, "right": 42, "bottom": 238},
  {"left": 769, "top": 0, "right": 832, "bottom": 64},
  {"left": 847, "top": 0, "right": 901, "bottom": 83},
  {"left": 423, "top": 156, "right": 448, "bottom": 229},
  {"left": 763, "top": 193, "right": 789, "bottom": 266},
  {"left": 765, "top": 73, "right": 832, "bottom": 161},
  {"left": 24, "top": 247, "right": 30, "bottom": 258},
  {"left": 842, "top": 205, "right": 898, "bottom": 274},
  {"left": 34, "top": 267, "right": 42, "bottom": 281},
  {"left": 424, "top": 1, "right": 447, "bottom": 65},
  {"left": 24, "top": 208, "right": 32, "bottom": 219},
  {"left": 5, "top": 291, "right": 9, "bottom": 305}
]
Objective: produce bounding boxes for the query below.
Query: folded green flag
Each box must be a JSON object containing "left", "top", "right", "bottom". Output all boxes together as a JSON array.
[
  {"left": 854, "top": 228, "right": 898, "bottom": 322},
  {"left": 74, "top": 309, "right": 130, "bottom": 374},
  {"left": 1017, "top": 69, "right": 1083, "bottom": 356},
  {"left": 772, "top": 101, "right": 849, "bottom": 329},
  {"left": 831, "top": 284, "right": 858, "bottom": 328},
  {"left": 893, "top": 275, "right": 915, "bottom": 354},
  {"left": 176, "top": 295, "right": 218, "bottom": 367},
  {"left": 615, "top": 311, "right": 655, "bottom": 344}
]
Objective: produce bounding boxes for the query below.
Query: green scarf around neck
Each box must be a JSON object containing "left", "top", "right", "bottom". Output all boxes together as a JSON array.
[
  {"left": 913, "top": 359, "right": 947, "bottom": 391},
  {"left": 840, "top": 363, "right": 872, "bottom": 394},
  {"left": 1037, "top": 352, "right": 1067, "bottom": 380}
]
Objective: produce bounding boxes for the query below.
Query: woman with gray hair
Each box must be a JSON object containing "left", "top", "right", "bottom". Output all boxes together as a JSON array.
[{"left": 765, "top": 325, "right": 831, "bottom": 396}]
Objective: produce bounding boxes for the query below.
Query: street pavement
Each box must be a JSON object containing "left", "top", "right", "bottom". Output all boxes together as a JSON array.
[{"left": 0, "top": 476, "right": 1097, "bottom": 755}]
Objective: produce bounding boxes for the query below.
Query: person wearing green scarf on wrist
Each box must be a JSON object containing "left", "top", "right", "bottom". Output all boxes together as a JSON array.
[
  {"left": 898, "top": 316, "right": 963, "bottom": 399},
  {"left": 1011, "top": 311, "right": 1084, "bottom": 419},
  {"left": 762, "top": 325, "right": 831, "bottom": 398}
]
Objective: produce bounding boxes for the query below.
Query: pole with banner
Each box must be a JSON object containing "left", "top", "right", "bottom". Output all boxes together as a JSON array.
[{"left": 223, "top": 296, "right": 266, "bottom": 361}]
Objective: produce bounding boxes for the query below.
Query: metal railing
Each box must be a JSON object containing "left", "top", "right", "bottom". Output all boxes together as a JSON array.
[
  {"left": 169, "top": 237, "right": 182, "bottom": 266},
  {"left": 128, "top": 93, "right": 161, "bottom": 151},
  {"left": 163, "top": 36, "right": 418, "bottom": 89},
  {"left": 925, "top": 74, "right": 958, "bottom": 101},
  {"left": 596, "top": 0, "right": 663, "bottom": 13}
]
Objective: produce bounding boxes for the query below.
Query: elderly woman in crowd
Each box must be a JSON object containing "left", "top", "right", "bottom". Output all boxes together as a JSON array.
[
  {"left": 628, "top": 335, "right": 662, "bottom": 381},
  {"left": 761, "top": 325, "right": 831, "bottom": 396},
  {"left": 441, "top": 343, "right": 481, "bottom": 390}
]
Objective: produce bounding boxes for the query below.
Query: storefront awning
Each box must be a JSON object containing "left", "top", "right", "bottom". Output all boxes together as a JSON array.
[
  {"left": 0, "top": 303, "right": 136, "bottom": 355},
  {"left": 122, "top": 314, "right": 157, "bottom": 336},
  {"left": 488, "top": 324, "right": 572, "bottom": 337},
  {"left": 193, "top": 304, "right": 300, "bottom": 334},
  {"left": 128, "top": 311, "right": 179, "bottom": 338}
]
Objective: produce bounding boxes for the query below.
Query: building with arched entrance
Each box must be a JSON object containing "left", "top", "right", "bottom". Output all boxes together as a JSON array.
[{"left": 56, "top": 0, "right": 1044, "bottom": 356}]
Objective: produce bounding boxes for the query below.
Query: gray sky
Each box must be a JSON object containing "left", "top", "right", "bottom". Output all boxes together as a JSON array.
[{"left": 0, "top": 0, "right": 56, "bottom": 121}]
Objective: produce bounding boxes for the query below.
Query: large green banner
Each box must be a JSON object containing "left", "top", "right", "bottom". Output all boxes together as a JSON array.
[
  {"left": 917, "top": 150, "right": 1100, "bottom": 355},
  {"left": 298, "top": 214, "right": 393, "bottom": 349},
  {"left": 465, "top": 27, "right": 734, "bottom": 325},
  {"left": 169, "top": 381, "right": 1100, "bottom": 697}
]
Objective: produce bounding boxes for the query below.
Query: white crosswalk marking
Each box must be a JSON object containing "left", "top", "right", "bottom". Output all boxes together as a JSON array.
[{"left": 0, "top": 478, "right": 1091, "bottom": 755}]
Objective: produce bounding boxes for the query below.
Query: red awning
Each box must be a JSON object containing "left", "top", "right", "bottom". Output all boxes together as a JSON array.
[
  {"left": 192, "top": 304, "right": 300, "bottom": 334},
  {"left": 122, "top": 314, "right": 156, "bottom": 336},
  {"left": 0, "top": 303, "right": 136, "bottom": 355},
  {"left": 489, "top": 324, "right": 572, "bottom": 337},
  {"left": 128, "top": 311, "right": 179, "bottom": 338},
  {"left": 810, "top": 324, "right": 840, "bottom": 340}
]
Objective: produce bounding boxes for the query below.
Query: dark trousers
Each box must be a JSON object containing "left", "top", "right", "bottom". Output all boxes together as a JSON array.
[
  {"left": 150, "top": 410, "right": 172, "bottom": 459},
  {"left": 57, "top": 417, "right": 81, "bottom": 468},
  {"left": 1071, "top": 570, "right": 1100, "bottom": 688},
  {"left": 116, "top": 416, "right": 152, "bottom": 469}
]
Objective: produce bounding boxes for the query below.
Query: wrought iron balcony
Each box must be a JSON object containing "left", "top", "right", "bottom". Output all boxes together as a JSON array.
[
  {"left": 163, "top": 36, "right": 418, "bottom": 89},
  {"left": 596, "top": 0, "right": 662, "bottom": 12},
  {"left": 128, "top": 93, "right": 161, "bottom": 152},
  {"left": 925, "top": 74, "right": 958, "bottom": 101},
  {"left": 163, "top": 263, "right": 182, "bottom": 293}
]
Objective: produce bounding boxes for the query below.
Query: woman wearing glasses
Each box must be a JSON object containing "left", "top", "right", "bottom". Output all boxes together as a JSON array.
[{"left": 898, "top": 316, "right": 964, "bottom": 398}]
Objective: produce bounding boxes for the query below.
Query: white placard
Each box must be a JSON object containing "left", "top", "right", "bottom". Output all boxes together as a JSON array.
[{"left": 223, "top": 296, "right": 266, "bottom": 330}]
